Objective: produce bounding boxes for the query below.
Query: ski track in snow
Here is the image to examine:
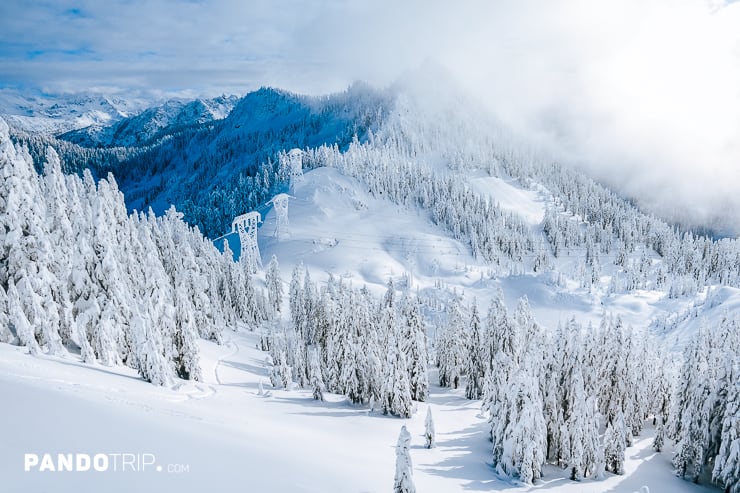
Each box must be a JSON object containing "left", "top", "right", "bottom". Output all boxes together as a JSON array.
[{"left": 213, "top": 335, "right": 240, "bottom": 386}]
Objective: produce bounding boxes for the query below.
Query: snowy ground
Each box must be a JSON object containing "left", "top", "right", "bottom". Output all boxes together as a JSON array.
[
  {"left": 0, "top": 328, "right": 720, "bottom": 493},
  {"left": 2, "top": 166, "right": 730, "bottom": 492},
  {"left": 257, "top": 168, "right": 702, "bottom": 337}
]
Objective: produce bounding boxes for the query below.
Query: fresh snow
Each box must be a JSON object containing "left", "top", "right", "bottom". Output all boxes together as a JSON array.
[
  {"left": 468, "top": 173, "right": 546, "bottom": 226},
  {"left": 257, "top": 167, "right": 702, "bottom": 336},
  {"left": 1, "top": 328, "right": 718, "bottom": 493},
  {"left": 3, "top": 77, "right": 737, "bottom": 493}
]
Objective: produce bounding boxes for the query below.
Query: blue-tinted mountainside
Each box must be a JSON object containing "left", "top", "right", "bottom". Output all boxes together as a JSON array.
[{"left": 47, "top": 84, "right": 387, "bottom": 237}]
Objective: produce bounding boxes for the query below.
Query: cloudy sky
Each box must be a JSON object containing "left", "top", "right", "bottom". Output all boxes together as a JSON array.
[{"left": 1, "top": 0, "right": 740, "bottom": 232}]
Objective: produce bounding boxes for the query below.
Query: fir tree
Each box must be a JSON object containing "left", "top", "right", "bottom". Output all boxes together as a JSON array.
[
  {"left": 265, "top": 255, "right": 283, "bottom": 316},
  {"left": 495, "top": 371, "right": 547, "bottom": 484},
  {"left": 425, "top": 407, "right": 436, "bottom": 449},
  {"left": 465, "top": 300, "right": 485, "bottom": 400},
  {"left": 309, "top": 347, "right": 324, "bottom": 401},
  {"left": 381, "top": 331, "right": 413, "bottom": 418},
  {"left": 6, "top": 279, "right": 40, "bottom": 355},
  {"left": 437, "top": 298, "right": 466, "bottom": 389},
  {"left": 401, "top": 296, "right": 428, "bottom": 402},
  {"left": 394, "top": 425, "right": 416, "bottom": 493},
  {"left": 712, "top": 377, "right": 739, "bottom": 493},
  {"left": 604, "top": 411, "right": 627, "bottom": 475},
  {"left": 0, "top": 285, "right": 12, "bottom": 344}
]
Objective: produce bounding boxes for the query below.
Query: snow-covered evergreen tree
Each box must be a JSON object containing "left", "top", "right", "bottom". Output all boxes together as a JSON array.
[
  {"left": 604, "top": 411, "right": 627, "bottom": 475},
  {"left": 437, "top": 298, "right": 466, "bottom": 389},
  {"left": 0, "top": 284, "right": 11, "bottom": 344},
  {"left": 131, "top": 311, "right": 172, "bottom": 386},
  {"left": 266, "top": 255, "right": 283, "bottom": 316},
  {"left": 495, "top": 371, "right": 547, "bottom": 484},
  {"left": 564, "top": 382, "right": 601, "bottom": 480},
  {"left": 465, "top": 300, "right": 485, "bottom": 400},
  {"left": 394, "top": 425, "right": 415, "bottom": 493},
  {"left": 309, "top": 347, "right": 324, "bottom": 401},
  {"left": 425, "top": 406, "right": 436, "bottom": 449},
  {"left": 6, "top": 279, "right": 40, "bottom": 355},
  {"left": 401, "top": 296, "right": 428, "bottom": 402},
  {"left": 712, "top": 375, "right": 739, "bottom": 492},
  {"left": 381, "top": 331, "right": 414, "bottom": 418},
  {"left": 671, "top": 325, "right": 712, "bottom": 482}
]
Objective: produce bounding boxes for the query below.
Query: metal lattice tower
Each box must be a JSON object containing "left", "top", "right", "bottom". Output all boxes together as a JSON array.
[
  {"left": 269, "top": 193, "right": 291, "bottom": 240},
  {"left": 232, "top": 211, "right": 262, "bottom": 272}
]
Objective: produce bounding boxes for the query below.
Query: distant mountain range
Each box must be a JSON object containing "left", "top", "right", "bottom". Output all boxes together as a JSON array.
[
  {"left": 59, "top": 95, "right": 239, "bottom": 148},
  {"left": 0, "top": 89, "right": 153, "bottom": 134},
  {"left": 0, "top": 88, "right": 240, "bottom": 146}
]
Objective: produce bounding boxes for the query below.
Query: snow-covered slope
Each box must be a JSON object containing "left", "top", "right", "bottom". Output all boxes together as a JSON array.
[
  {"left": 255, "top": 167, "right": 706, "bottom": 338},
  {"left": 1, "top": 144, "right": 733, "bottom": 493},
  {"left": 0, "top": 323, "right": 717, "bottom": 493}
]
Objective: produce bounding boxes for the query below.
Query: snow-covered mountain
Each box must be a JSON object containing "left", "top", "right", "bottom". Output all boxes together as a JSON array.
[
  {"left": 0, "top": 88, "right": 152, "bottom": 134},
  {"left": 59, "top": 95, "right": 239, "bottom": 147},
  {"left": 14, "top": 83, "right": 387, "bottom": 236}
]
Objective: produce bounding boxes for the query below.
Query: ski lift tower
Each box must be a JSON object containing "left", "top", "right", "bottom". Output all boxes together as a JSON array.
[
  {"left": 232, "top": 211, "right": 262, "bottom": 273},
  {"left": 268, "top": 193, "right": 292, "bottom": 240}
]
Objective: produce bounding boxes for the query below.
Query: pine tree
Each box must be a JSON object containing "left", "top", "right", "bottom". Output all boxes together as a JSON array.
[
  {"left": 289, "top": 263, "right": 304, "bottom": 332},
  {"left": 712, "top": 378, "right": 739, "bottom": 492},
  {"left": 309, "top": 347, "right": 324, "bottom": 401},
  {"left": 278, "top": 357, "right": 292, "bottom": 390},
  {"left": 394, "top": 425, "right": 416, "bottom": 493},
  {"left": 495, "top": 371, "right": 547, "bottom": 484},
  {"left": 265, "top": 255, "right": 283, "bottom": 316},
  {"left": 172, "top": 267, "right": 202, "bottom": 381},
  {"left": 437, "top": 298, "right": 466, "bottom": 389},
  {"left": 401, "top": 296, "right": 428, "bottom": 402},
  {"left": 465, "top": 300, "right": 485, "bottom": 400},
  {"left": 131, "top": 311, "right": 172, "bottom": 386},
  {"left": 0, "top": 284, "right": 12, "bottom": 344},
  {"left": 425, "top": 407, "right": 436, "bottom": 449},
  {"left": 671, "top": 325, "right": 712, "bottom": 482},
  {"left": 382, "top": 331, "right": 413, "bottom": 418},
  {"left": 604, "top": 411, "right": 627, "bottom": 475},
  {"left": 42, "top": 147, "right": 76, "bottom": 346},
  {"left": 653, "top": 415, "right": 666, "bottom": 453},
  {"left": 6, "top": 279, "right": 40, "bottom": 355},
  {"left": 564, "top": 380, "right": 601, "bottom": 480}
]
